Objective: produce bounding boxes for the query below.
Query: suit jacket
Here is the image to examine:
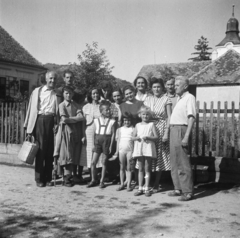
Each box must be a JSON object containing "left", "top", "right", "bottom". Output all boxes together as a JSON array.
[{"left": 24, "top": 86, "right": 61, "bottom": 134}]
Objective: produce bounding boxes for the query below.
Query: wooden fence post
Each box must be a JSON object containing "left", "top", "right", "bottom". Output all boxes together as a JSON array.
[
  {"left": 195, "top": 101, "right": 199, "bottom": 156},
  {"left": 223, "top": 102, "right": 228, "bottom": 157},
  {"left": 20, "top": 103, "right": 26, "bottom": 144},
  {"left": 1, "top": 103, "right": 3, "bottom": 143},
  {"left": 202, "top": 102, "right": 207, "bottom": 156},
  {"left": 209, "top": 101, "right": 214, "bottom": 156},
  {"left": 216, "top": 101, "right": 220, "bottom": 156}
]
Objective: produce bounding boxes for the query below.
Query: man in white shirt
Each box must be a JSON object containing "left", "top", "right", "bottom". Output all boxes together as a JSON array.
[
  {"left": 24, "top": 71, "right": 60, "bottom": 187},
  {"left": 168, "top": 76, "right": 196, "bottom": 201}
]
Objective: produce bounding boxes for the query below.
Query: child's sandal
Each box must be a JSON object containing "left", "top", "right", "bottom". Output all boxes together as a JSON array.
[
  {"left": 127, "top": 187, "right": 133, "bottom": 192},
  {"left": 99, "top": 182, "right": 106, "bottom": 188},
  {"left": 134, "top": 190, "right": 144, "bottom": 196},
  {"left": 145, "top": 190, "right": 152, "bottom": 197}
]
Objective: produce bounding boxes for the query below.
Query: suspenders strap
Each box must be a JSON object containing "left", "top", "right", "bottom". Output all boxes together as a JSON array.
[{"left": 97, "top": 118, "right": 111, "bottom": 135}]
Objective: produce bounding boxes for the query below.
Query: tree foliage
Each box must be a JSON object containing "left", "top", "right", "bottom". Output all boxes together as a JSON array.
[
  {"left": 188, "top": 36, "right": 212, "bottom": 61},
  {"left": 71, "top": 42, "right": 114, "bottom": 93}
]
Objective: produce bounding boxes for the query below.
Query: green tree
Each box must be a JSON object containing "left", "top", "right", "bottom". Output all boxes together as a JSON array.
[
  {"left": 72, "top": 42, "right": 114, "bottom": 93},
  {"left": 188, "top": 36, "right": 212, "bottom": 61}
]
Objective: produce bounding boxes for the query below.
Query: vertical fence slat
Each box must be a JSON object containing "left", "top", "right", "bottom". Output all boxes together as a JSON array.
[
  {"left": 209, "top": 101, "right": 214, "bottom": 156},
  {"left": 12, "top": 103, "right": 15, "bottom": 144},
  {"left": 202, "top": 102, "right": 207, "bottom": 156},
  {"left": 8, "top": 103, "right": 12, "bottom": 143},
  {"left": 238, "top": 102, "right": 240, "bottom": 158},
  {"left": 195, "top": 101, "right": 199, "bottom": 156},
  {"left": 20, "top": 103, "right": 26, "bottom": 144},
  {"left": 231, "top": 102, "right": 236, "bottom": 158},
  {"left": 216, "top": 101, "right": 220, "bottom": 156},
  {"left": 1, "top": 103, "right": 3, "bottom": 143},
  {"left": 4, "top": 103, "right": 8, "bottom": 143},
  {"left": 16, "top": 103, "right": 19, "bottom": 143},
  {"left": 223, "top": 102, "right": 228, "bottom": 157}
]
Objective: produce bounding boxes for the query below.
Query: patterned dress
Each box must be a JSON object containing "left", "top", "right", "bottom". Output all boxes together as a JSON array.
[
  {"left": 80, "top": 103, "right": 102, "bottom": 168},
  {"left": 144, "top": 95, "right": 172, "bottom": 171}
]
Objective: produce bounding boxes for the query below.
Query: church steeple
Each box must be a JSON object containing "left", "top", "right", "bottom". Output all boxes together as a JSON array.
[{"left": 216, "top": 5, "right": 240, "bottom": 46}]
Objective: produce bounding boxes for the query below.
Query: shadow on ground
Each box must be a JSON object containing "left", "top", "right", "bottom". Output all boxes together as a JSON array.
[
  {"left": 0, "top": 201, "right": 182, "bottom": 238},
  {"left": 193, "top": 182, "right": 240, "bottom": 200}
]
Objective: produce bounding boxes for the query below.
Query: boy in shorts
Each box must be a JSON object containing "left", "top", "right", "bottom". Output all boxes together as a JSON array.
[{"left": 87, "top": 101, "right": 116, "bottom": 188}]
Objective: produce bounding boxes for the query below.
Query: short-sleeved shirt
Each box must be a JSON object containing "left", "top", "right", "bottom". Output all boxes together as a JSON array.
[{"left": 170, "top": 92, "right": 196, "bottom": 125}]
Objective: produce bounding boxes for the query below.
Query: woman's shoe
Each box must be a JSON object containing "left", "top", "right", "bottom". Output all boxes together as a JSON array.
[
  {"left": 86, "top": 181, "right": 98, "bottom": 188},
  {"left": 127, "top": 187, "right": 133, "bottom": 192},
  {"left": 99, "top": 182, "right": 106, "bottom": 188},
  {"left": 168, "top": 190, "right": 182, "bottom": 197}
]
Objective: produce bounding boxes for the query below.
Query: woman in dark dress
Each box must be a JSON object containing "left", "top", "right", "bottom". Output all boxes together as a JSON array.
[{"left": 120, "top": 85, "right": 143, "bottom": 126}]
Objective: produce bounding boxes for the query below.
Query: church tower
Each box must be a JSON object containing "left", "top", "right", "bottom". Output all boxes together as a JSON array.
[{"left": 212, "top": 5, "right": 240, "bottom": 60}]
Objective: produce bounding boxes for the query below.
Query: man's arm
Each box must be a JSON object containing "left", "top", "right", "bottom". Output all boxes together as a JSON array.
[{"left": 181, "top": 116, "right": 195, "bottom": 147}]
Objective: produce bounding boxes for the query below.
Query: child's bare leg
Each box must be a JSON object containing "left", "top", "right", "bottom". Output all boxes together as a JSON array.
[
  {"left": 138, "top": 157, "right": 145, "bottom": 190},
  {"left": 91, "top": 152, "right": 100, "bottom": 182},
  {"left": 145, "top": 157, "right": 152, "bottom": 191},
  {"left": 126, "top": 152, "right": 133, "bottom": 189},
  {"left": 119, "top": 153, "right": 126, "bottom": 187},
  {"left": 100, "top": 155, "right": 107, "bottom": 184}
]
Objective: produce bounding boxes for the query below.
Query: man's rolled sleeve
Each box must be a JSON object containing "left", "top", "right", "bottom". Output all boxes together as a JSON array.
[{"left": 186, "top": 95, "right": 196, "bottom": 119}]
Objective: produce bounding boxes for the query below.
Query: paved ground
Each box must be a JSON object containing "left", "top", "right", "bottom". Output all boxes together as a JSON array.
[{"left": 0, "top": 164, "right": 240, "bottom": 238}]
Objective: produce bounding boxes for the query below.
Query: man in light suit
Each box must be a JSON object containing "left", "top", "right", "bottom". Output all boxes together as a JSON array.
[{"left": 24, "top": 71, "right": 61, "bottom": 187}]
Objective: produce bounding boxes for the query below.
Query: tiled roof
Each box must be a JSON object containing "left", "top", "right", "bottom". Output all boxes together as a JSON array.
[
  {"left": 137, "top": 61, "right": 210, "bottom": 81},
  {"left": 0, "top": 26, "right": 44, "bottom": 67},
  {"left": 189, "top": 49, "right": 240, "bottom": 85}
]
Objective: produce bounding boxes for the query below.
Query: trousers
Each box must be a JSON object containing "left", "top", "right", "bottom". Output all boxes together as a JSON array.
[
  {"left": 34, "top": 115, "right": 54, "bottom": 183},
  {"left": 170, "top": 125, "right": 193, "bottom": 194}
]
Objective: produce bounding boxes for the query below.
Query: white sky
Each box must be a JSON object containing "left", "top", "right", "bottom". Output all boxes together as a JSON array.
[{"left": 0, "top": 0, "right": 239, "bottom": 82}]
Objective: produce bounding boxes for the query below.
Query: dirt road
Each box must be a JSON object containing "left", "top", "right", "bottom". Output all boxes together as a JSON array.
[{"left": 0, "top": 164, "right": 240, "bottom": 238}]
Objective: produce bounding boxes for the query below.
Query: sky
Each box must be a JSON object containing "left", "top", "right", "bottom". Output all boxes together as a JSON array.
[{"left": 0, "top": 0, "right": 240, "bottom": 82}]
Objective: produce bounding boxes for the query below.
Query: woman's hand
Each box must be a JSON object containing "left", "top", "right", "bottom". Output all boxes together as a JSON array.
[
  {"left": 82, "top": 137, "right": 86, "bottom": 145},
  {"left": 132, "top": 136, "right": 141, "bottom": 142},
  {"left": 162, "top": 134, "right": 168, "bottom": 142}
]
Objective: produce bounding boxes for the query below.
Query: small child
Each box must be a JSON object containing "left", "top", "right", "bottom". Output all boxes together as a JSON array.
[
  {"left": 53, "top": 86, "right": 84, "bottom": 187},
  {"left": 87, "top": 101, "right": 116, "bottom": 188},
  {"left": 113, "top": 115, "right": 134, "bottom": 191},
  {"left": 132, "top": 105, "right": 158, "bottom": 197}
]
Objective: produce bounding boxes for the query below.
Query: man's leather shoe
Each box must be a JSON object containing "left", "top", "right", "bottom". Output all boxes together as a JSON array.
[
  {"left": 46, "top": 182, "right": 53, "bottom": 187},
  {"left": 36, "top": 182, "right": 45, "bottom": 187}
]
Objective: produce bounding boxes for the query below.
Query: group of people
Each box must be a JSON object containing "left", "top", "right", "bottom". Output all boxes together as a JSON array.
[{"left": 24, "top": 69, "right": 196, "bottom": 202}]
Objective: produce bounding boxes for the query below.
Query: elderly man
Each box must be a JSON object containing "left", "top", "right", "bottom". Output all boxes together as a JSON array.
[
  {"left": 24, "top": 71, "right": 61, "bottom": 187},
  {"left": 168, "top": 76, "right": 196, "bottom": 201}
]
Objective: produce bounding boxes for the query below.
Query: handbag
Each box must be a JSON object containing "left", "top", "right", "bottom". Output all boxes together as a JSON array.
[{"left": 18, "top": 135, "right": 39, "bottom": 165}]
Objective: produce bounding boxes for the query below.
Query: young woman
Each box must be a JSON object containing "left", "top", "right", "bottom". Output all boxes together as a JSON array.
[
  {"left": 133, "top": 76, "right": 149, "bottom": 102},
  {"left": 80, "top": 88, "right": 102, "bottom": 172},
  {"left": 144, "top": 77, "right": 172, "bottom": 193}
]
